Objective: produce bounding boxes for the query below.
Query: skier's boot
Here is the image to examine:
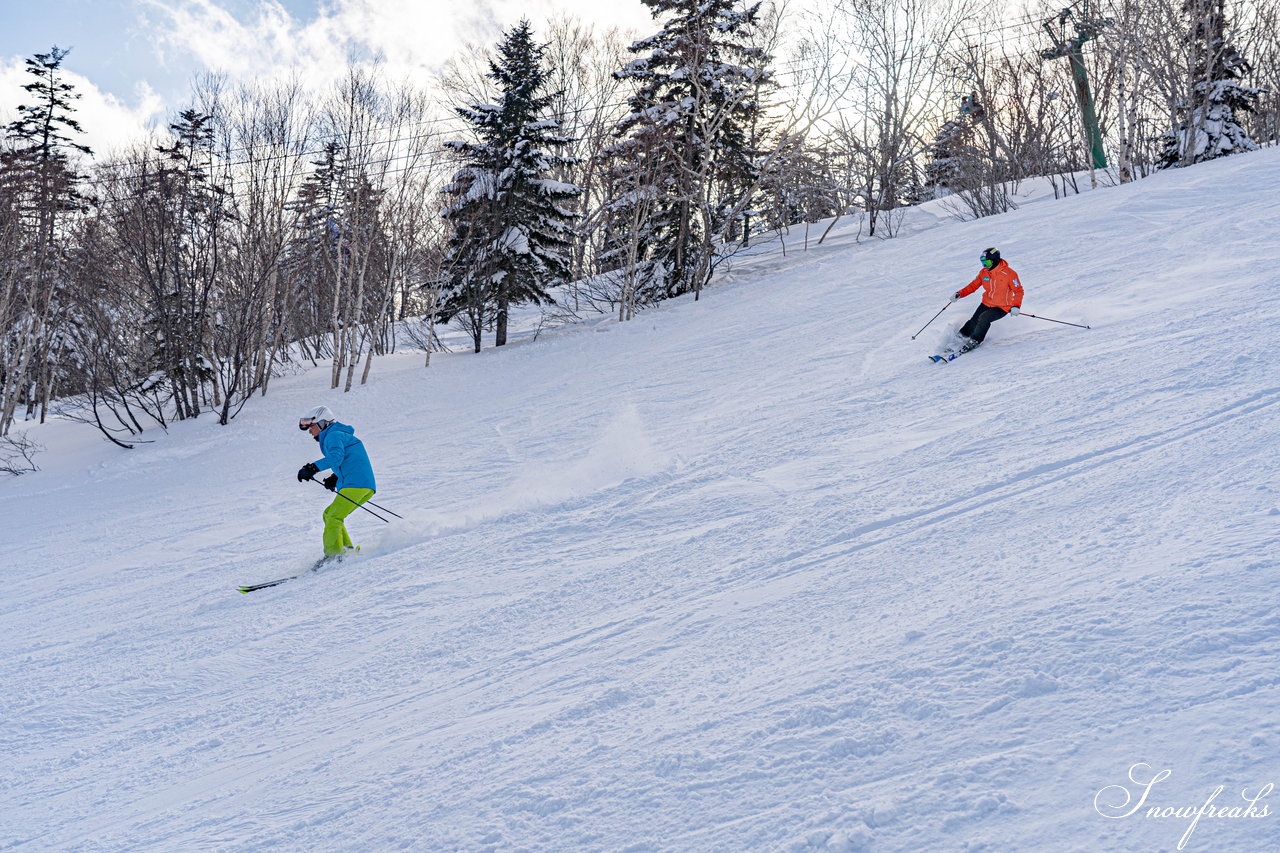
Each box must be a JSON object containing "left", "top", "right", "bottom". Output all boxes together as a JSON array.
[{"left": 958, "top": 337, "right": 981, "bottom": 354}]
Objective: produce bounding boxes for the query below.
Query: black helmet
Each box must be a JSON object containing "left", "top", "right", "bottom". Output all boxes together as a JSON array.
[{"left": 980, "top": 247, "right": 1001, "bottom": 269}]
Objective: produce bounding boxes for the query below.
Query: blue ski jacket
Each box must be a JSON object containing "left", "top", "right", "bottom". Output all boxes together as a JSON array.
[{"left": 312, "top": 422, "right": 377, "bottom": 492}]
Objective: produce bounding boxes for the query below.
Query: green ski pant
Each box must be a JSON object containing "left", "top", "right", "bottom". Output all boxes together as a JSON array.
[{"left": 322, "top": 487, "right": 376, "bottom": 557}]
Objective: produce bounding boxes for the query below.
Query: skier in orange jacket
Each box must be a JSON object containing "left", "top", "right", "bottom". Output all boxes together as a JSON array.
[{"left": 950, "top": 247, "right": 1023, "bottom": 353}]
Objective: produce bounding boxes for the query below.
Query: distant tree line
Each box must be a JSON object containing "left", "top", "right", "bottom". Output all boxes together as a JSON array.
[{"left": 0, "top": 0, "right": 1275, "bottom": 455}]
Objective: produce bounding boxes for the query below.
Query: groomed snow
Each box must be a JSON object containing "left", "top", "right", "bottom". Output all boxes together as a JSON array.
[{"left": 3, "top": 148, "right": 1279, "bottom": 852}]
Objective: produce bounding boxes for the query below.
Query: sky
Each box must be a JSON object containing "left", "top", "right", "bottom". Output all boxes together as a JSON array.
[{"left": 0, "top": 0, "right": 659, "bottom": 155}]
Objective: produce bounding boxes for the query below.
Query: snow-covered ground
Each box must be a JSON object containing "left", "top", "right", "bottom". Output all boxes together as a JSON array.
[{"left": 4, "top": 149, "right": 1279, "bottom": 852}]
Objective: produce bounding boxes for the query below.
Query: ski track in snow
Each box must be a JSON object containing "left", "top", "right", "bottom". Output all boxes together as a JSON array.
[{"left": 3, "top": 150, "right": 1280, "bottom": 852}]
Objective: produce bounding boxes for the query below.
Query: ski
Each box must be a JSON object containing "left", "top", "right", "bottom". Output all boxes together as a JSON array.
[
  {"left": 930, "top": 344, "right": 981, "bottom": 363},
  {"left": 237, "top": 575, "right": 299, "bottom": 593},
  {"left": 237, "top": 547, "right": 365, "bottom": 593},
  {"left": 237, "top": 553, "right": 354, "bottom": 593}
]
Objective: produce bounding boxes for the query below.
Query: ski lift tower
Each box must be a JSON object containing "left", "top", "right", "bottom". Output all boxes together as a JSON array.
[{"left": 1041, "top": 2, "right": 1111, "bottom": 170}]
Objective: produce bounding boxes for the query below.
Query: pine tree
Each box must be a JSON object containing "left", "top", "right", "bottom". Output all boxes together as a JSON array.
[
  {"left": 283, "top": 136, "right": 390, "bottom": 387},
  {"left": 114, "top": 109, "right": 231, "bottom": 421},
  {"left": 286, "top": 141, "right": 350, "bottom": 354},
  {"left": 439, "top": 19, "right": 582, "bottom": 351},
  {"left": 924, "top": 119, "right": 968, "bottom": 197},
  {"left": 601, "top": 0, "right": 769, "bottom": 308},
  {"left": 924, "top": 94, "right": 984, "bottom": 199},
  {"left": 0, "top": 46, "right": 92, "bottom": 434},
  {"left": 5, "top": 46, "right": 92, "bottom": 213},
  {"left": 1158, "top": 0, "right": 1262, "bottom": 168}
]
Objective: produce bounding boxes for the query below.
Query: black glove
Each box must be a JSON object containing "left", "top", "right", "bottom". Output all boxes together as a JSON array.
[
  {"left": 297, "top": 461, "right": 319, "bottom": 482},
  {"left": 323, "top": 474, "right": 338, "bottom": 492}
]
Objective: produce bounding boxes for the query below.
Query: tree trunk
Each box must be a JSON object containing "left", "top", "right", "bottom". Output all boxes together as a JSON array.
[{"left": 495, "top": 284, "right": 509, "bottom": 347}]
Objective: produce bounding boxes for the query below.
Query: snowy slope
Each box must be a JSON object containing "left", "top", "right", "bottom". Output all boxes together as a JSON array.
[{"left": 3, "top": 148, "right": 1280, "bottom": 853}]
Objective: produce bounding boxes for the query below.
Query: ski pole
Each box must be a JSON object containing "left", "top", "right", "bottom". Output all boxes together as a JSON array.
[
  {"left": 1017, "top": 312, "right": 1091, "bottom": 330},
  {"left": 307, "top": 476, "right": 400, "bottom": 522},
  {"left": 360, "top": 497, "right": 403, "bottom": 520},
  {"left": 911, "top": 302, "right": 952, "bottom": 339},
  {"left": 307, "top": 476, "right": 404, "bottom": 518}
]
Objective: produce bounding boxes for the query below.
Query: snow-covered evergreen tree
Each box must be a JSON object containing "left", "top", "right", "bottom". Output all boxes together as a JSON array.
[
  {"left": 924, "top": 119, "right": 968, "bottom": 197},
  {"left": 1, "top": 46, "right": 92, "bottom": 433},
  {"left": 439, "top": 20, "right": 581, "bottom": 352},
  {"left": 285, "top": 141, "right": 348, "bottom": 348},
  {"left": 601, "top": 0, "right": 769, "bottom": 307},
  {"left": 923, "top": 94, "right": 984, "bottom": 199},
  {"left": 755, "top": 136, "right": 839, "bottom": 232},
  {"left": 128, "top": 109, "right": 230, "bottom": 421},
  {"left": 1158, "top": 0, "right": 1262, "bottom": 168}
]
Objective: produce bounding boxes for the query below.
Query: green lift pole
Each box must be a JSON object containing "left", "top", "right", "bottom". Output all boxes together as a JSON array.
[
  {"left": 1042, "top": 2, "right": 1111, "bottom": 170},
  {"left": 1066, "top": 40, "right": 1107, "bottom": 169}
]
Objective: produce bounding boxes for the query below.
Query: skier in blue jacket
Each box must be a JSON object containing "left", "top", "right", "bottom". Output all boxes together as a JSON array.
[{"left": 296, "top": 406, "right": 377, "bottom": 561}]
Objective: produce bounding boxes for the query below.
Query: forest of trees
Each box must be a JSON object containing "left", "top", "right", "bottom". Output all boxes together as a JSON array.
[{"left": 0, "top": 0, "right": 1276, "bottom": 459}]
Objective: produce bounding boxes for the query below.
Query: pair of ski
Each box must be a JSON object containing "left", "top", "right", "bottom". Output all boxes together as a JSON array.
[
  {"left": 238, "top": 575, "right": 299, "bottom": 593},
  {"left": 238, "top": 553, "right": 350, "bottom": 593},
  {"left": 928, "top": 345, "right": 979, "bottom": 363}
]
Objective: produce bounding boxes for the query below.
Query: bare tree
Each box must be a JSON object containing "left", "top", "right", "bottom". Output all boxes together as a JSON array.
[
  {"left": 208, "top": 78, "right": 313, "bottom": 422},
  {"left": 834, "top": 0, "right": 967, "bottom": 236},
  {"left": 0, "top": 430, "right": 41, "bottom": 475}
]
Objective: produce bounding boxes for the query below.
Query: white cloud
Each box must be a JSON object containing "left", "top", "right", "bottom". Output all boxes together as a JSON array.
[
  {"left": 137, "top": 0, "right": 653, "bottom": 93},
  {"left": 137, "top": 0, "right": 339, "bottom": 85}
]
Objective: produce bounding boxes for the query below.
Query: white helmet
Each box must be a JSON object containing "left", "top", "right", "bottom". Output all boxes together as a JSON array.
[{"left": 299, "top": 405, "right": 336, "bottom": 431}]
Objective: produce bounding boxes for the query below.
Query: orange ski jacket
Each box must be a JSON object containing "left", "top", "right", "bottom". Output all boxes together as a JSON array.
[{"left": 956, "top": 259, "right": 1023, "bottom": 311}]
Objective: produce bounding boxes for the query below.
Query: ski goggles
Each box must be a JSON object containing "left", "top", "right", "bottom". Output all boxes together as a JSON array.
[{"left": 299, "top": 419, "right": 317, "bottom": 431}]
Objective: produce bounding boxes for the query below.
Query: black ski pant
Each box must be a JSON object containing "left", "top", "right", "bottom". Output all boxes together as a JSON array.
[{"left": 959, "top": 304, "right": 1009, "bottom": 344}]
